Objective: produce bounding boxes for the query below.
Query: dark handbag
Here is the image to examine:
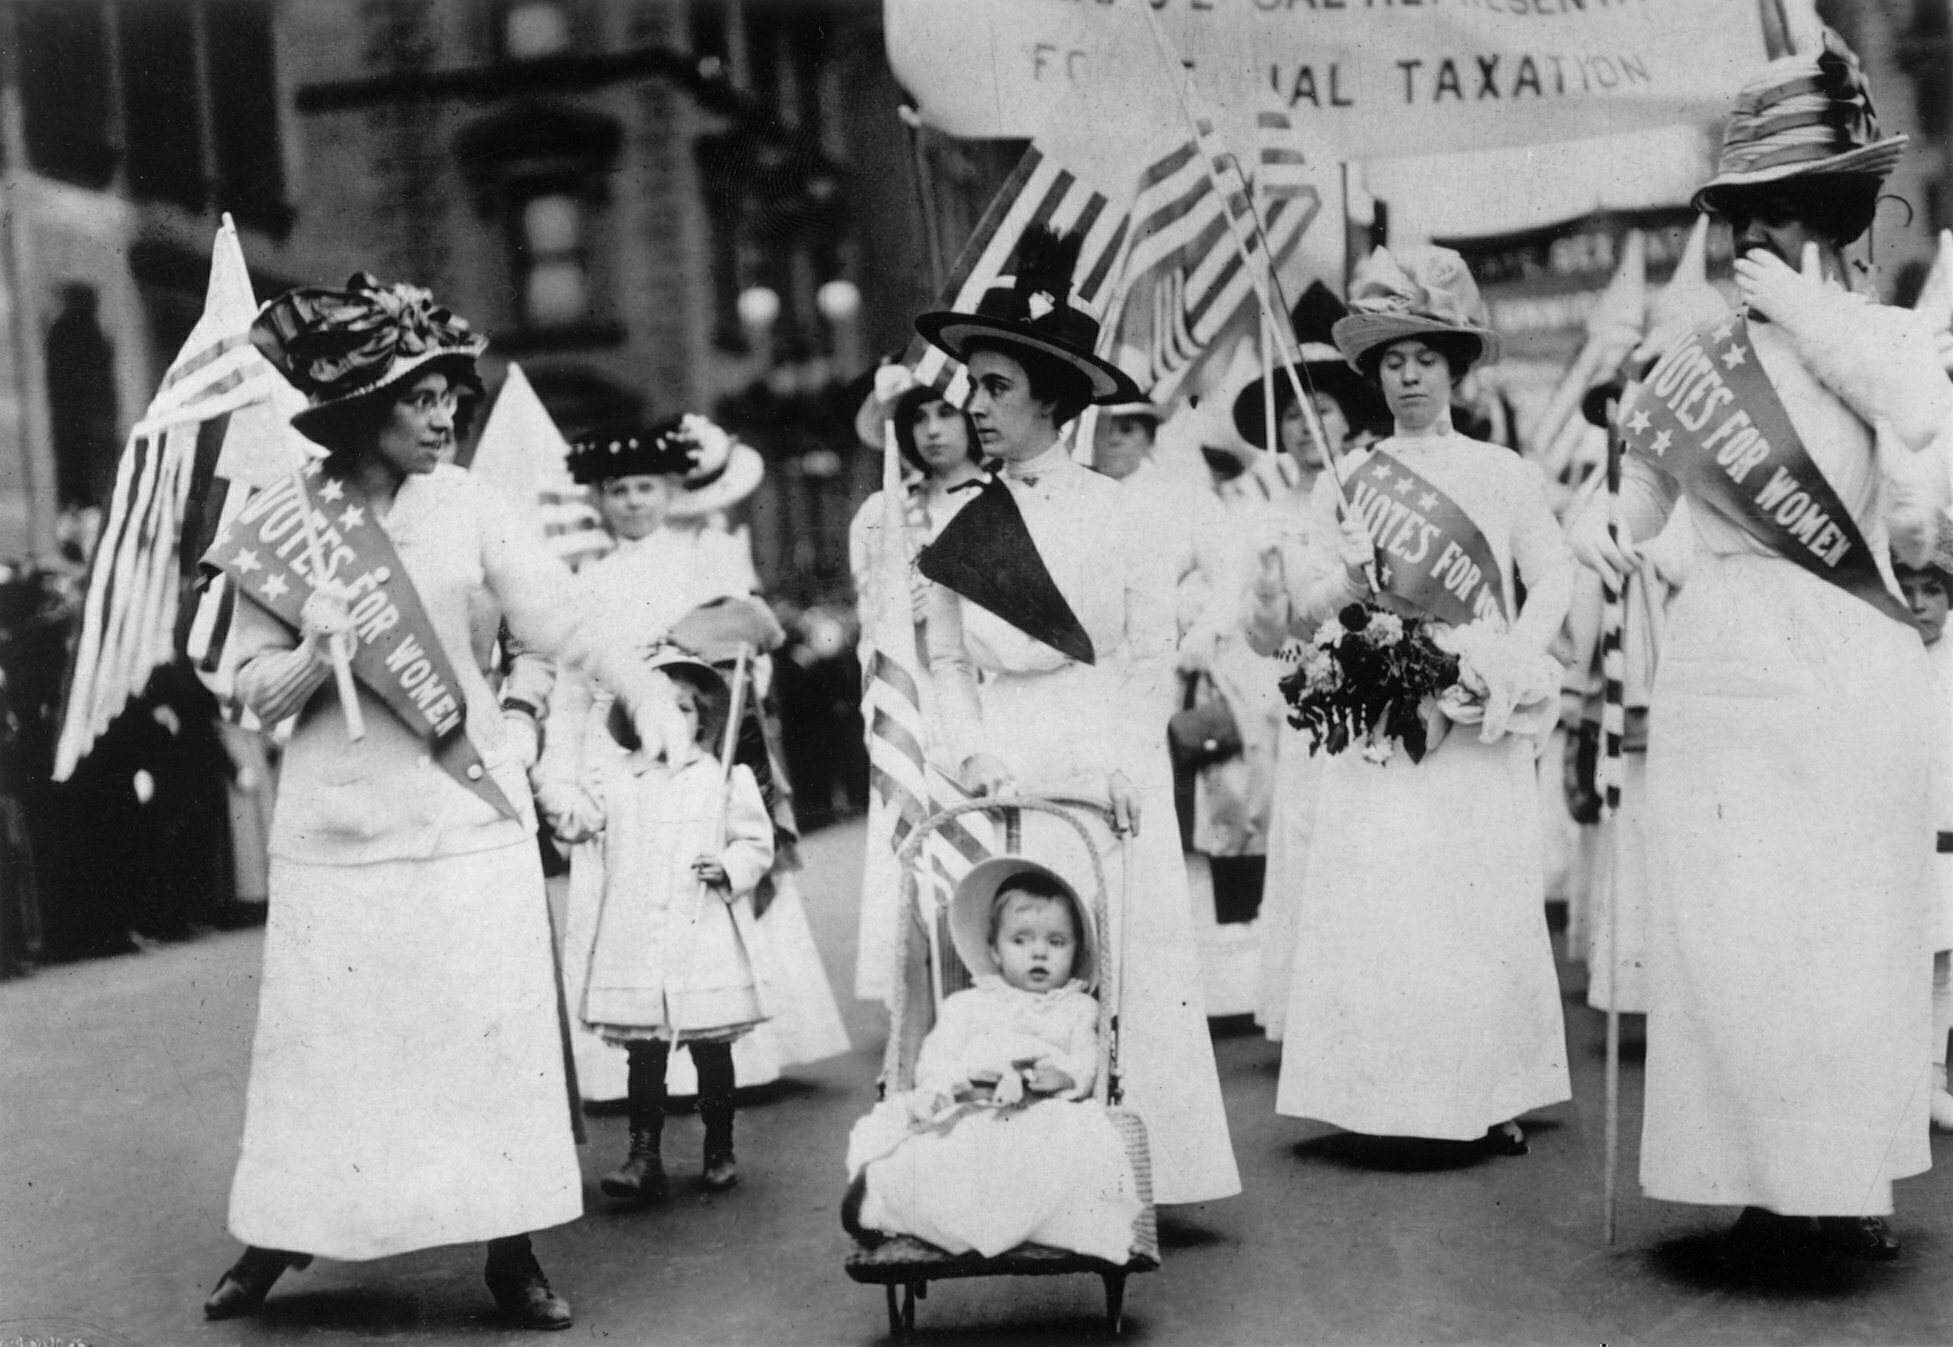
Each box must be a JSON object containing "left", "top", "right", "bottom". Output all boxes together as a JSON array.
[{"left": 1168, "top": 675, "right": 1242, "bottom": 770}]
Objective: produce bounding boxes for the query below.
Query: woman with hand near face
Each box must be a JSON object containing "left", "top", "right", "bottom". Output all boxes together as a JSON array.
[
  {"left": 1259, "top": 248, "right": 1573, "bottom": 1157},
  {"left": 913, "top": 228, "right": 1239, "bottom": 1205}
]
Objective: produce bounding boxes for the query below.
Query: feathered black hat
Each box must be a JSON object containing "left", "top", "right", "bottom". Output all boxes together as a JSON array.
[{"left": 914, "top": 226, "right": 1143, "bottom": 405}]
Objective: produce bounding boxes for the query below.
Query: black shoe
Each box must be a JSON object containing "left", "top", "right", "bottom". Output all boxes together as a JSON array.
[
  {"left": 1815, "top": 1215, "right": 1901, "bottom": 1261},
  {"left": 484, "top": 1238, "right": 572, "bottom": 1331},
  {"left": 1481, "top": 1122, "right": 1528, "bottom": 1156},
  {"left": 700, "top": 1101, "right": 738, "bottom": 1191},
  {"left": 203, "top": 1247, "right": 310, "bottom": 1320},
  {"left": 600, "top": 1127, "right": 668, "bottom": 1204}
]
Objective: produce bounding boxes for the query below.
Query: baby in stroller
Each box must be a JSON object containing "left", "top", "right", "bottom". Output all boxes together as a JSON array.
[{"left": 843, "top": 858, "right": 1143, "bottom": 1264}]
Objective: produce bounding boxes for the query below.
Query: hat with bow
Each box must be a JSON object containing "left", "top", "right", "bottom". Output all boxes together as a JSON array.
[
  {"left": 252, "top": 273, "right": 486, "bottom": 448},
  {"left": 567, "top": 413, "right": 763, "bottom": 517},
  {"left": 915, "top": 226, "right": 1144, "bottom": 408},
  {"left": 1693, "top": 29, "right": 1905, "bottom": 217},
  {"left": 1331, "top": 246, "right": 1502, "bottom": 375}
]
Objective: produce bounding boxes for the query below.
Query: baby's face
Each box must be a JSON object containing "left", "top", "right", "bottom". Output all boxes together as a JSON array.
[{"left": 991, "top": 893, "right": 1078, "bottom": 992}]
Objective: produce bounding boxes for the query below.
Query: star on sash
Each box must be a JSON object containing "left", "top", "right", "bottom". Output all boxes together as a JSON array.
[
  {"left": 231, "top": 548, "right": 263, "bottom": 574},
  {"left": 1627, "top": 409, "right": 1652, "bottom": 435},
  {"left": 259, "top": 573, "right": 290, "bottom": 602},
  {"left": 1377, "top": 564, "right": 1394, "bottom": 588},
  {"left": 302, "top": 460, "right": 324, "bottom": 479},
  {"left": 337, "top": 504, "right": 366, "bottom": 531},
  {"left": 1650, "top": 429, "right": 1673, "bottom": 455},
  {"left": 1418, "top": 492, "right": 1439, "bottom": 511},
  {"left": 1394, "top": 478, "right": 1415, "bottom": 496},
  {"left": 317, "top": 478, "right": 346, "bottom": 503},
  {"left": 1373, "top": 466, "right": 1394, "bottom": 487},
  {"left": 1713, "top": 318, "right": 1736, "bottom": 342},
  {"left": 1721, "top": 343, "right": 1748, "bottom": 369}
]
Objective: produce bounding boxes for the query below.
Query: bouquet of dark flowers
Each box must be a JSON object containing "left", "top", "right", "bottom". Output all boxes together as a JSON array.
[{"left": 1279, "top": 601, "right": 1461, "bottom": 764}]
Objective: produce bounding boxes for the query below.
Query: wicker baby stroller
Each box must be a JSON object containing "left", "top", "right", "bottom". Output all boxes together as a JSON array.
[{"left": 844, "top": 794, "right": 1160, "bottom": 1338}]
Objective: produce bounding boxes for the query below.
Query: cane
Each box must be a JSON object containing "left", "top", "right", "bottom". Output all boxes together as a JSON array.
[{"left": 1598, "top": 422, "right": 1630, "bottom": 1245}]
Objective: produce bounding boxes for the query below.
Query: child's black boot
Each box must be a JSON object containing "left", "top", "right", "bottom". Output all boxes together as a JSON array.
[{"left": 603, "top": 1041, "right": 669, "bottom": 1203}]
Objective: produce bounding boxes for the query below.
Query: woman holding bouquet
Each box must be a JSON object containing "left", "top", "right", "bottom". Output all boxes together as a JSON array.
[
  {"left": 914, "top": 226, "right": 1240, "bottom": 1204},
  {"left": 1254, "top": 246, "right": 1572, "bottom": 1153}
]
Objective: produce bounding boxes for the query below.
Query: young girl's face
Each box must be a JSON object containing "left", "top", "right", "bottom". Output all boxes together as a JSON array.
[
  {"left": 672, "top": 685, "right": 703, "bottom": 746},
  {"left": 1902, "top": 571, "right": 1950, "bottom": 646},
  {"left": 990, "top": 892, "right": 1078, "bottom": 992}
]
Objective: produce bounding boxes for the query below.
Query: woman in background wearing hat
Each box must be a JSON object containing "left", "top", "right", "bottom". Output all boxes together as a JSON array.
[
  {"left": 206, "top": 276, "right": 687, "bottom": 1328},
  {"left": 848, "top": 372, "right": 985, "bottom": 1006},
  {"left": 915, "top": 228, "right": 1239, "bottom": 1205},
  {"left": 1265, "top": 246, "right": 1573, "bottom": 1155},
  {"left": 537, "top": 417, "right": 849, "bottom": 1112},
  {"left": 1571, "top": 31, "right": 1952, "bottom": 1257},
  {"left": 1236, "top": 283, "right": 1390, "bottom": 1041}
]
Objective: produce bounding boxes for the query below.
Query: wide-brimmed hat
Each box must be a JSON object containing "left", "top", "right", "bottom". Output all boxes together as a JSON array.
[
  {"left": 1233, "top": 281, "right": 1391, "bottom": 448},
  {"left": 853, "top": 369, "right": 980, "bottom": 473},
  {"left": 948, "top": 857, "right": 1097, "bottom": 991},
  {"left": 568, "top": 413, "right": 763, "bottom": 516},
  {"left": 252, "top": 273, "right": 486, "bottom": 447},
  {"left": 915, "top": 226, "right": 1144, "bottom": 408},
  {"left": 1692, "top": 30, "right": 1905, "bottom": 217},
  {"left": 1332, "top": 246, "right": 1502, "bottom": 373}
]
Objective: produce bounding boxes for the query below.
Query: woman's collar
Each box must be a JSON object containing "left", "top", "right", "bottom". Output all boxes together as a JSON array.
[{"left": 1000, "top": 440, "right": 1074, "bottom": 481}]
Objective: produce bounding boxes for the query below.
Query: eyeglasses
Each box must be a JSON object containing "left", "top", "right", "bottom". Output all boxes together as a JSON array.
[{"left": 398, "top": 388, "right": 465, "bottom": 416}]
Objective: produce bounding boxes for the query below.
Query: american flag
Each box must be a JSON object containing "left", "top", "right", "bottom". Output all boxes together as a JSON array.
[
  {"left": 902, "top": 140, "right": 1130, "bottom": 404},
  {"left": 1107, "top": 102, "right": 1321, "bottom": 402},
  {"left": 54, "top": 217, "right": 305, "bottom": 778}
]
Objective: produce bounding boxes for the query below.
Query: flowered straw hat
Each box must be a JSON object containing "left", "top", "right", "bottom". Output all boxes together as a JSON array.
[
  {"left": 567, "top": 412, "right": 763, "bottom": 516},
  {"left": 1331, "top": 246, "right": 1502, "bottom": 373},
  {"left": 949, "top": 856, "right": 1098, "bottom": 992},
  {"left": 252, "top": 273, "right": 486, "bottom": 446},
  {"left": 1692, "top": 29, "right": 1904, "bottom": 216},
  {"left": 915, "top": 225, "right": 1144, "bottom": 407}
]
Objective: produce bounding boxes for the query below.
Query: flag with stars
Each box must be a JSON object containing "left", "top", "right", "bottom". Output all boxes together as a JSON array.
[
  {"left": 1345, "top": 450, "right": 1509, "bottom": 630},
  {"left": 53, "top": 217, "right": 310, "bottom": 781}
]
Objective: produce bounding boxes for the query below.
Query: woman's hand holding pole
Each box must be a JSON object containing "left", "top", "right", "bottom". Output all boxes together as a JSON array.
[{"left": 297, "top": 583, "right": 364, "bottom": 740}]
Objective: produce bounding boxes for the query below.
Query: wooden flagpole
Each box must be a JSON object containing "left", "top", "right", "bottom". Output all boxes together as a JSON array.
[{"left": 1598, "top": 419, "right": 1630, "bottom": 1245}]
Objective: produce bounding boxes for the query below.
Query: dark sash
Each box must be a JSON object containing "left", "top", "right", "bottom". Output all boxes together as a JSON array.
[
  {"left": 1617, "top": 313, "right": 1913, "bottom": 627},
  {"left": 202, "top": 462, "right": 518, "bottom": 818},
  {"left": 1346, "top": 449, "right": 1508, "bottom": 629}
]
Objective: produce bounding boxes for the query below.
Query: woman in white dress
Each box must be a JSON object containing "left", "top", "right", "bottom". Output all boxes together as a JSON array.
[
  {"left": 205, "top": 275, "right": 686, "bottom": 1327},
  {"left": 914, "top": 227, "right": 1239, "bottom": 1205},
  {"left": 536, "top": 419, "right": 848, "bottom": 1106},
  {"left": 1237, "top": 282, "right": 1390, "bottom": 1040},
  {"left": 1264, "top": 247, "right": 1572, "bottom": 1153},
  {"left": 849, "top": 375, "right": 985, "bottom": 1004}
]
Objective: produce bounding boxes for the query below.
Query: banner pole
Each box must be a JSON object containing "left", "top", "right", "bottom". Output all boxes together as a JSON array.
[
  {"left": 1261, "top": 306, "right": 1278, "bottom": 457},
  {"left": 1599, "top": 421, "right": 1629, "bottom": 1246}
]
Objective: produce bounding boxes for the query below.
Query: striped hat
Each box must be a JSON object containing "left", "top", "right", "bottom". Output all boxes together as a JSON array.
[{"left": 1693, "top": 30, "right": 1904, "bottom": 215}]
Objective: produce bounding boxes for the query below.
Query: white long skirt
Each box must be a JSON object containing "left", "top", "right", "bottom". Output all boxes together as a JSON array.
[
  {"left": 1640, "top": 553, "right": 1933, "bottom": 1214},
  {"left": 1255, "top": 723, "right": 1324, "bottom": 1040},
  {"left": 228, "top": 842, "right": 582, "bottom": 1260},
  {"left": 1277, "top": 731, "right": 1570, "bottom": 1139},
  {"left": 560, "top": 855, "right": 849, "bottom": 1101}
]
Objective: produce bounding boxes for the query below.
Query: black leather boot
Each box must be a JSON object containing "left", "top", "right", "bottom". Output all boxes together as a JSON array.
[
  {"left": 603, "top": 1039, "right": 669, "bottom": 1203},
  {"left": 203, "top": 1246, "right": 311, "bottom": 1319},
  {"left": 696, "top": 1041, "right": 738, "bottom": 1191},
  {"left": 484, "top": 1234, "right": 572, "bottom": 1330}
]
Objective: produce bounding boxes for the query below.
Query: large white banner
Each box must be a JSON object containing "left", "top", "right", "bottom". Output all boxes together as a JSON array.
[{"left": 887, "top": 0, "right": 1773, "bottom": 160}]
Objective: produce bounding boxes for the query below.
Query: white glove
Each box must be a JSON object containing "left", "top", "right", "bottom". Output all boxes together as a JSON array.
[
  {"left": 1335, "top": 512, "right": 1376, "bottom": 582},
  {"left": 1566, "top": 494, "right": 1641, "bottom": 592},
  {"left": 298, "top": 585, "right": 353, "bottom": 665},
  {"left": 989, "top": 1065, "right": 1026, "bottom": 1108},
  {"left": 533, "top": 777, "right": 601, "bottom": 842},
  {"left": 1734, "top": 243, "right": 1826, "bottom": 330},
  {"left": 501, "top": 710, "right": 540, "bottom": 771}
]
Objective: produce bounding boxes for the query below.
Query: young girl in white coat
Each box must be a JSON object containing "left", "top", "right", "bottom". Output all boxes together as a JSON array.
[{"left": 543, "top": 652, "right": 774, "bottom": 1201}]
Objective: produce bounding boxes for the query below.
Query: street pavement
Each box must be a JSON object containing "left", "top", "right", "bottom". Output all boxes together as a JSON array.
[{"left": 4, "top": 819, "right": 1953, "bottom": 1346}]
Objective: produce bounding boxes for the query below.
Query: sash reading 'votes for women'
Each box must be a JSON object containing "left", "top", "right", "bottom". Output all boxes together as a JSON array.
[
  {"left": 202, "top": 462, "right": 519, "bottom": 819},
  {"left": 1346, "top": 450, "right": 1507, "bottom": 629},
  {"left": 1617, "top": 313, "right": 1914, "bottom": 627}
]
